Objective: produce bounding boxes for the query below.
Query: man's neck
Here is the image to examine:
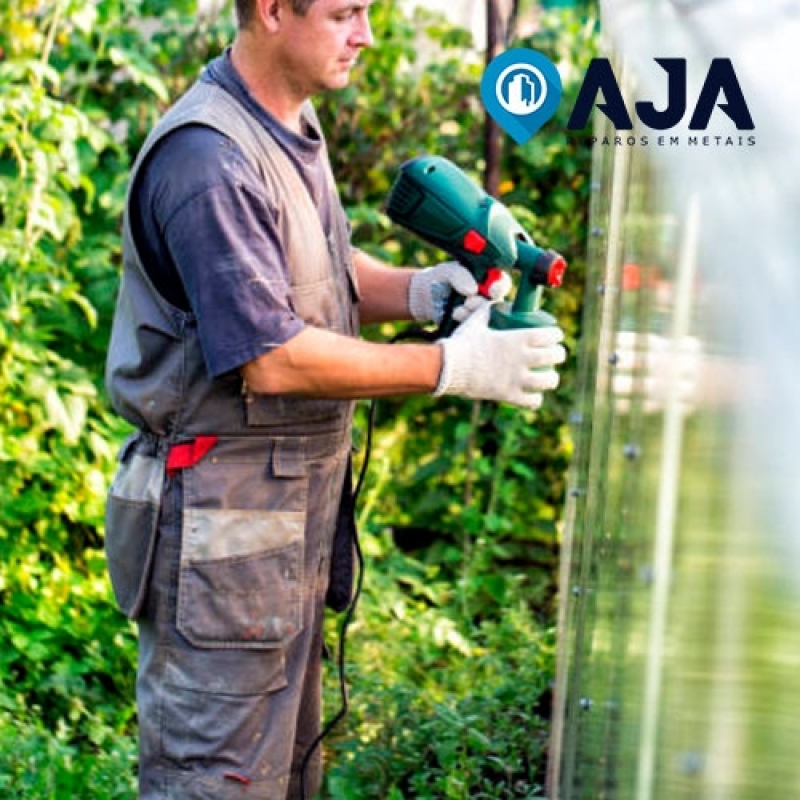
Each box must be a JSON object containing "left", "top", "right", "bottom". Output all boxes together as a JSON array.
[{"left": 230, "top": 36, "right": 305, "bottom": 135}]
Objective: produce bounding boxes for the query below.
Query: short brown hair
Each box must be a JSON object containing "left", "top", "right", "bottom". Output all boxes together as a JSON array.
[{"left": 235, "top": 0, "right": 318, "bottom": 28}]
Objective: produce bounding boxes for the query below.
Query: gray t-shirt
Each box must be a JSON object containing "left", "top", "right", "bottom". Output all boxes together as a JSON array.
[{"left": 130, "top": 49, "right": 339, "bottom": 378}]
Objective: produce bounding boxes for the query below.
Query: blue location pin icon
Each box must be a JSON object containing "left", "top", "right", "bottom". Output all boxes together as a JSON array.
[{"left": 481, "top": 48, "right": 563, "bottom": 144}]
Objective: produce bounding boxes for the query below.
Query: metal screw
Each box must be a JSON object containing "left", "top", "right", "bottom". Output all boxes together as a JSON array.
[
  {"left": 678, "top": 750, "right": 705, "bottom": 775},
  {"left": 623, "top": 443, "right": 641, "bottom": 460}
]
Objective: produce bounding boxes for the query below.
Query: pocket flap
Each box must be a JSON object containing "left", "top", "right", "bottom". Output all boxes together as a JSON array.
[
  {"left": 271, "top": 440, "right": 306, "bottom": 478},
  {"left": 109, "top": 452, "right": 165, "bottom": 504},
  {"left": 183, "top": 508, "right": 304, "bottom": 563}
]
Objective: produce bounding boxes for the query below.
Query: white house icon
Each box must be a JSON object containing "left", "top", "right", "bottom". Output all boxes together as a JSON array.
[{"left": 497, "top": 64, "right": 548, "bottom": 116}]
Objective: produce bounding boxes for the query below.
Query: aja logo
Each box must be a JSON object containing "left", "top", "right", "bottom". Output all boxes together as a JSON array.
[
  {"left": 481, "top": 49, "right": 755, "bottom": 146},
  {"left": 481, "top": 49, "right": 563, "bottom": 144}
]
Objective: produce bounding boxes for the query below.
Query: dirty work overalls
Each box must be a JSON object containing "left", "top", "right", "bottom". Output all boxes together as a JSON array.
[{"left": 104, "top": 78, "right": 360, "bottom": 799}]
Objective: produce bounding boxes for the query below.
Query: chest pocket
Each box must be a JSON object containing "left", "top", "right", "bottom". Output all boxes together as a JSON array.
[
  {"left": 245, "top": 218, "right": 357, "bottom": 427},
  {"left": 284, "top": 208, "right": 360, "bottom": 348}
]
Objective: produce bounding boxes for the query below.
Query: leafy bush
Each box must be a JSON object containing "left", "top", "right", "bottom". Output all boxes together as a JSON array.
[
  {"left": 0, "top": 705, "right": 137, "bottom": 799},
  {"left": 0, "top": 0, "right": 223, "bottom": 788},
  {"left": 322, "top": 566, "right": 555, "bottom": 799}
]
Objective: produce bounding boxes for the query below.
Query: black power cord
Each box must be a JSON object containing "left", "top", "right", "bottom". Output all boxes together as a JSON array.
[{"left": 299, "top": 325, "right": 437, "bottom": 799}]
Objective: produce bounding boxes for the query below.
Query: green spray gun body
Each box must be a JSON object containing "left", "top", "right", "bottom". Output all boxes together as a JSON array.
[{"left": 386, "top": 155, "right": 566, "bottom": 334}]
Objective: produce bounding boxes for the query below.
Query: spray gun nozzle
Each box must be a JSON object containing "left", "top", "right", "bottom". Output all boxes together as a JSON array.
[
  {"left": 546, "top": 254, "right": 567, "bottom": 287},
  {"left": 528, "top": 249, "right": 568, "bottom": 288}
]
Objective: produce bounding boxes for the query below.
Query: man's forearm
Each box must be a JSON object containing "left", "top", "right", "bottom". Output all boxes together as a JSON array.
[
  {"left": 241, "top": 326, "right": 442, "bottom": 398},
  {"left": 352, "top": 249, "right": 414, "bottom": 325}
]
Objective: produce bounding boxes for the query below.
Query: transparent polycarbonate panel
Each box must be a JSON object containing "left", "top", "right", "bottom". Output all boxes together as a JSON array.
[{"left": 550, "top": 1, "right": 800, "bottom": 798}]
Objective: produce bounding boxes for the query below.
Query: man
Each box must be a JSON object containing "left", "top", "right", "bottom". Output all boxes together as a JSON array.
[{"left": 103, "top": 0, "right": 566, "bottom": 797}]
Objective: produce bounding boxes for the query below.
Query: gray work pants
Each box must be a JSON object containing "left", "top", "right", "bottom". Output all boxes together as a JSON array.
[{"left": 136, "top": 430, "right": 351, "bottom": 799}]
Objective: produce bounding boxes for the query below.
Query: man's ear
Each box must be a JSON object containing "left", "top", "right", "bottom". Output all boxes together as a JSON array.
[{"left": 255, "top": 0, "right": 283, "bottom": 32}]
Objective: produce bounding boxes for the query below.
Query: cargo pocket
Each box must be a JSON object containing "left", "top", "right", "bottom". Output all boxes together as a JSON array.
[
  {"left": 104, "top": 438, "right": 166, "bottom": 620},
  {"left": 161, "top": 641, "right": 290, "bottom": 770},
  {"left": 176, "top": 440, "right": 307, "bottom": 650}
]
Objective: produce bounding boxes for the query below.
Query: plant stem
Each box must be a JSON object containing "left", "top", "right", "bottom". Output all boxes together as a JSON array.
[
  {"left": 40, "top": 0, "right": 66, "bottom": 77},
  {"left": 460, "top": 399, "right": 482, "bottom": 621},
  {"left": 484, "top": 413, "right": 518, "bottom": 531},
  {"left": 462, "top": 399, "right": 481, "bottom": 508}
]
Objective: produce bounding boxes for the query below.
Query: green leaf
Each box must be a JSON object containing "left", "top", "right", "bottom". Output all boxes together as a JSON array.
[{"left": 108, "top": 46, "right": 169, "bottom": 102}]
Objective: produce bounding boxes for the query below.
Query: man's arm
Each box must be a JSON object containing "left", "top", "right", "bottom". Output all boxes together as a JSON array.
[
  {"left": 352, "top": 248, "right": 415, "bottom": 325},
  {"left": 241, "top": 299, "right": 567, "bottom": 410},
  {"left": 241, "top": 326, "right": 441, "bottom": 397},
  {"left": 352, "top": 248, "right": 485, "bottom": 327}
]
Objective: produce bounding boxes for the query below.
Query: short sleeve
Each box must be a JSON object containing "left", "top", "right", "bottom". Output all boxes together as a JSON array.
[{"left": 142, "top": 126, "right": 305, "bottom": 378}]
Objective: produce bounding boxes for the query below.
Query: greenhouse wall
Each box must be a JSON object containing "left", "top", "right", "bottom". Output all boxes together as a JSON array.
[{"left": 549, "top": 1, "right": 800, "bottom": 798}]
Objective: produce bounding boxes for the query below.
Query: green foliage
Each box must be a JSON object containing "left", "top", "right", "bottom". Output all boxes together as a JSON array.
[
  {"left": 0, "top": 705, "right": 137, "bottom": 798},
  {"left": 0, "top": 0, "right": 224, "bottom": 788},
  {"left": 0, "top": 0, "right": 136, "bottom": 746},
  {"left": 0, "top": 0, "right": 597, "bottom": 795},
  {"left": 323, "top": 603, "right": 554, "bottom": 799},
  {"left": 318, "top": 3, "right": 485, "bottom": 267}
]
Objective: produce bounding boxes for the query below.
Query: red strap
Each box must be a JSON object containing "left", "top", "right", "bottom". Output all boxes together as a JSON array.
[
  {"left": 223, "top": 772, "right": 251, "bottom": 785},
  {"left": 166, "top": 435, "right": 218, "bottom": 476}
]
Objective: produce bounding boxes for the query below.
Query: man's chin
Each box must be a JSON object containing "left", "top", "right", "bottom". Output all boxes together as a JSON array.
[{"left": 319, "top": 72, "right": 352, "bottom": 92}]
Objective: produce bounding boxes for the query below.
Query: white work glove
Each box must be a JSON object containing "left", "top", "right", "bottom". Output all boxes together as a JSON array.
[
  {"left": 434, "top": 297, "right": 566, "bottom": 409},
  {"left": 408, "top": 261, "right": 512, "bottom": 324}
]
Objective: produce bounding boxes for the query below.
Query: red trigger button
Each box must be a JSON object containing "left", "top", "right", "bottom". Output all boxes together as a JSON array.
[{"left": 478, "top": 267, "right": 504, "bottom": 298}]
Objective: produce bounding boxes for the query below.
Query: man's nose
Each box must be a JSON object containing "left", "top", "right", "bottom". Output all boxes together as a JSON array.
[{"left": 353, "top": 14, "right": 374, "bottom": 48}]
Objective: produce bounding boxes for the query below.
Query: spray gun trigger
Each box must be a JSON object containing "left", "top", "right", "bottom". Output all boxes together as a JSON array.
[{"left": 478, "top": 267, "right": 507, "bottom": 299}]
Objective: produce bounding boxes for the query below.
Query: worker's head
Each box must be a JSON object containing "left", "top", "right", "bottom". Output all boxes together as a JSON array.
[
  {"left": 235, "top": 0, "right": 317, "bottom": 28},
  {"left": 234, "top": 0, "right": 374, "bottom": 96}
]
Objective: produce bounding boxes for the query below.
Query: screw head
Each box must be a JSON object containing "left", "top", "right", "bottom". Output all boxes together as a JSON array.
[
  {"left": 678, "top": 750, "right": 705, "bottom": 775},
  {"left": 623, "top": 443, "right": 642, "bottom": 460}
]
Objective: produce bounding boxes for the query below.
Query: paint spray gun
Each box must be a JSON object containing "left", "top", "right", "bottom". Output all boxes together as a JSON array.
[{"left": 386, "top": 155, "right": 566, "bottom": 334}]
